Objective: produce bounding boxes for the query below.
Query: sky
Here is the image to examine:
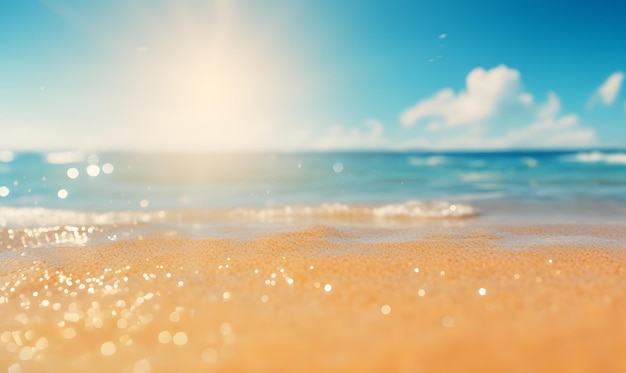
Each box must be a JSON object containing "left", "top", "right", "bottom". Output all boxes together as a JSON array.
[{"left": 1, "top": 0, "right": 625, "bottom": 152}]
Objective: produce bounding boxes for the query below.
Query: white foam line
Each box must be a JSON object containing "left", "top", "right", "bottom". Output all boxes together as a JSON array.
[{"left": 564, "top": 151, "right": 626, "bottom": 165}]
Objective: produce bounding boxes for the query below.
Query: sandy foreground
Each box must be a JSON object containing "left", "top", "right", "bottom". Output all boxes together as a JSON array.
[{"left": 1, "top": 224, "right": 625, "bottom": 373}]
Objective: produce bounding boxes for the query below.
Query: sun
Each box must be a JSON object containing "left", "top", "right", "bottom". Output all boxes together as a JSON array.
[
  {"left": 84, "top": 1, "right": 303, "bottom": 151},
  {"left": 129, "top": 2, "right": 299, "bottom": 150},
  {"left": 43, "top": 0, "right": 307, "bottom": 151}
]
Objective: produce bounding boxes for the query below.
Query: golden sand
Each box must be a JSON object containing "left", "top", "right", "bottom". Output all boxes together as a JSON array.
[{"left": 1, "top": 225, "right": 625, "bottom": 372}]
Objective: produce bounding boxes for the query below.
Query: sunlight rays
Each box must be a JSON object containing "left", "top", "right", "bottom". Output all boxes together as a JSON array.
[
  {"left": 45, "top": 0, "right": 302, "bottom": 151},
  {"left": 119, "top": 1, "right": 298, "bottom": 150}
]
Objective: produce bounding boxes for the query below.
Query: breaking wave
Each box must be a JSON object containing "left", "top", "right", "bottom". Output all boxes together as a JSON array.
[
  {"left": 229, "top": 200, "right": 477, "bottom": 222},
  {"left": 407, "top": 155, "right": 449, "bottom": 167},
  {"left": 0, "top": 207, "right": 167, "bottom": 249},
  {"left": 0, "top": 207, "right": 161, "bottom": 228},
  {"left": 0, "top": 201, "right": 476, "bottom": 249},
  {"left": 563, "top": 151, "right": 626, "bottom": 165}
]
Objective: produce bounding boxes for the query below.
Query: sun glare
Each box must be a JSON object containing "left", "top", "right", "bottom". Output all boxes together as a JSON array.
[{"left": 114, "top": 1, "right": 300, "bottom": 151}]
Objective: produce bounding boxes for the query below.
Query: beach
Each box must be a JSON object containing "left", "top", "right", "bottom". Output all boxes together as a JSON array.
[
  {"left": 3, "top": 0, "right": 626, "bottom": 370},
  {"left": 1, "top": 223, "right": 625, "bottom": 372},
  {"left": 1, "top": 150, "right": 626, "bottom": 371}
]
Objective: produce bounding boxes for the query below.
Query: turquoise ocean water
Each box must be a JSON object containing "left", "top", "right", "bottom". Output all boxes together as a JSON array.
[{"left": 1, "top": 150, "right": 625, "bottom": 248}]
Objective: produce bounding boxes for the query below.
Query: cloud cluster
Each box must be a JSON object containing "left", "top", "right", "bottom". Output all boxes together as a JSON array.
[
  {"left": 312, "top": 65, "right": 599, "bottom": 151},
  {"left": 398, "top": 65, "right": 596, "bottom": 149},
  {"left": 588, "top": 72, "right": 624, "bottom": 109},
  {"left": 400, "top": 65, "right": 523, "bottom": 129},
  {"left": 310, "top": 119, "right": 387, "bottom": 150},
  {"left": 501, "top": 93, "right": 594, "bottom": 147}
]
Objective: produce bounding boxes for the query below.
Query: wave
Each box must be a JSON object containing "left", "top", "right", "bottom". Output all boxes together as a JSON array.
[
  {"left": 407, "top": 155, "right": 449, "bottom": 167},
  {"left": 44, "top": 151, "right": 86, "bottom": 164},
  {"left": 1, "top": 201, "right": 477, "bottom": 228},
  {"left": 0, "top": 201, "right": 476, "bottom": 249},
  {"left": 0, "top": 225, "right": 97, "bottom": 249},
  {"left": 229, "top": 201, "right": 477, "bottom": 222},
  {"left": 0, "top": 207, "right": 168, "bottom": 249},
  {"left": 0, "top": 150, "right": 14, "bottom": 163},
  {"left": 460, "top": 172, "right": 498, "bottom": 182},
  {"left": 0, "top": 207, "right": 162, "bottom": 228},
  {"left": 564, "top": 151, "right": 626, "bottom": 165}
]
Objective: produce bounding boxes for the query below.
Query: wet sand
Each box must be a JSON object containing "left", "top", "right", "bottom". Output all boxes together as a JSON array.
[{"left": 1, "top": 225, "right": 625, "bottom": 372}]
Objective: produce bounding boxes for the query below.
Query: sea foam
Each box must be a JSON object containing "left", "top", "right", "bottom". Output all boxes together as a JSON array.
[
  {"left": 407, "top": 155, "right": 449, "bottom": 166},
  {"left": 229, "top": 200, "right": 476, "bottom": 222},
  {"left": 0, "top": 207, "right": 159, "bottom": 228},
  {"left": 565, "top": 151, "right": 626, "bottom": 165}
]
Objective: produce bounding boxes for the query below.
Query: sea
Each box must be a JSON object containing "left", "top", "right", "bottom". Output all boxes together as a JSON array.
[{"left": 1, "top": 149, "right": 625, "bottom": 249}]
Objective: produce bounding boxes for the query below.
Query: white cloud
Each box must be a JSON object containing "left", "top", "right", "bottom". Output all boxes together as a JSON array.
[
  {"left": 398, "top": 66, "right": 596, "bottom": 150},
  {"left": 304, "top": 65, "right": 596, "bottom": 152},
  {"left": 588, "top": 71, "right": 624, "bottom": 109},
  {"left": 518, "top": 93, "right": 534, "bottom": 106},
  {"left": 135, "top": 45, "right": 150, "bottom": 54},
  {"left": 537, "top": 92, "right": 561, "bottom": 119},
  {"left": 400, "top": 65, "right": 522, "bottom": 129},
  {"left": 300, "top": 66, "right": 595, "bottom": 152},
  {"left": 501, "top": 92, "right": 594, "bottom": 147},
  {"left": 309, "top": 119, "right": 387, "bottom": 150},
  {"left": 439, "top": 33, "right": 447, "bottom": 39},
  {"left": 598, "top": 72, "right": 624, "bottom": 105},
  {"left": 365, "top": 119, "right": 384, "bottom": 140}
]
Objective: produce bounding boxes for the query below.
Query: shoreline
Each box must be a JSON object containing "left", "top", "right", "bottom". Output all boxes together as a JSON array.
[{"left": 1, "top": 225, "right": 625, "bottom": 372}]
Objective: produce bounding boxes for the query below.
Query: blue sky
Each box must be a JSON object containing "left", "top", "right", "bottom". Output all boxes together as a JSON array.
[{"left": 1, "top": 0, "right": 625, "bottom": 151}]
